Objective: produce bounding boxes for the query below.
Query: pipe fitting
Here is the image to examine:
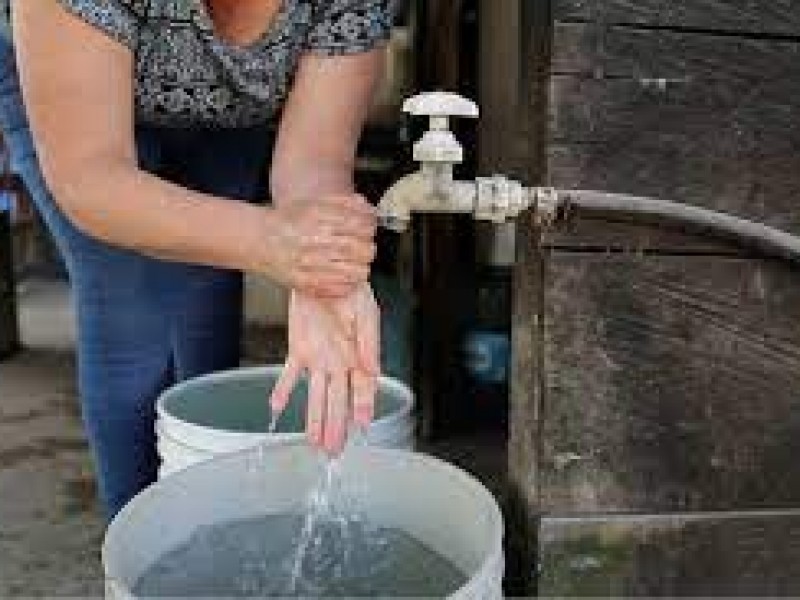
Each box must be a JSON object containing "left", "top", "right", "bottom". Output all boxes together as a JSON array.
[
  {"left": 530, "top": 187, "right": 561, "bottom": 228},
  {"left": 475, "top": 176, "right": 529, "bottom": 223}
]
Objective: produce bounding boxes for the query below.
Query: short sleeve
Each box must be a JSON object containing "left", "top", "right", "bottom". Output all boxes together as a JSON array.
[
  {"left": 306, "top": 0, "right": 395, "bottom": 56},
  {"left": 56, "top": 0, "right": 141, "bottom": 50}
]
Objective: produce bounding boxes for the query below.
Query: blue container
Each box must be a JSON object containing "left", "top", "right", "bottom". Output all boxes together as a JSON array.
[
  {"left": 0, "top": 189, "right": 14, "bottom": 220},
  {"left": 463, "top": 331, "right": 510, "bottom": 385}
]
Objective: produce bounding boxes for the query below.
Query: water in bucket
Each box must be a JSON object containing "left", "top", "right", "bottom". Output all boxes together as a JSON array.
[
  {"left": 138, "top": 418, "right": 467, "bottom": 597},
  {"left": 132, "top": 511, "right": 466, "bottom": 597},
  {"left": 104, "top": 444, "right": 504, "bottom": 600}
]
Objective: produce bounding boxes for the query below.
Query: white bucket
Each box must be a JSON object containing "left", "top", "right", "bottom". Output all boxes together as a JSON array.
[
  {"left": 156, "top": 366, "right": 415, "bottom": 477},
  {"left": 104, "top": 445, "right": 504, "bottom": 599}
]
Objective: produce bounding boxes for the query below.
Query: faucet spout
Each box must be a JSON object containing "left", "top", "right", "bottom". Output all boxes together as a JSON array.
[
  {"left": 376, "top": 172, "right": 427, "bottom": 232},
  {"left": 377, "top": 171, "right": 477, "bottom": 232}
]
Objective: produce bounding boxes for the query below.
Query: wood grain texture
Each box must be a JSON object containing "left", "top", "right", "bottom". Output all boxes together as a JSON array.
[
  {"left": 537, "top": 253, "right": 800, "bottom": 514},
  {"left": 547, "top": 24, "right": 800, "bottom": 238},
  {"left": 478, "top": 0, "right": 524, "bottom": 176},
  {"left": 509, "top": 217, "right": 545, "bottom": 588},
  {"left": 539, "top": 510, "right": 800, "bottom": 596},
  {"left": 543, "top": 214, "right": 748, "bottom": 255},
  {"left": 505, "top": 3, "right": 800, "bottom": 595},
  {"left": 553, "top": 0, "right": 800, "bottom": 37},
  {"left": 552, "top": 21, "right": 800, "bottom": 80}
]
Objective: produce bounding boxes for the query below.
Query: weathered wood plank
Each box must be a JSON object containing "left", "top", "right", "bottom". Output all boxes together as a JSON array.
[
  {"left": 543, "top": 213, "right": 749, "bottom": 255},
  {"left": 547, "top": 133, "right": 800, "bottom": 237},
  {"left": 509, "top": 217, "right": 546, "bottom": 590},
  {"left": 539, "top": 510, "right": 800, "bottom": 596},
  {"left": 480, "top": 1, "right": 546, "bottom": 592},
  {"left": 478, "top": 0, "right": 522, "bottom": 176},
  {"left": 552, "top": 22, "right": 800, "bottom": 77},
  {"left": 546, "top": 23, "right": 800, "bottom": 239},
  {"left": 553, "top": 0, "right": 800, "bottom": 37},
  {"left": 549, "top": 72, "right": 800, "bottom": 150},
  {"left": 509, "top": 5, "right": 800, "bottom": 596},
  {"left": 536, "top": 253, "right": 800, "bottom": 514}
]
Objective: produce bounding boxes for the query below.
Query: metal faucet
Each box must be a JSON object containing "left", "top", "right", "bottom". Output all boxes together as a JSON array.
[
  {"left": 377, "top": 91, "right": 559, "bottom": 232},
  {"left": 377, "top": 92, "right": 800, "bottom": 270}
]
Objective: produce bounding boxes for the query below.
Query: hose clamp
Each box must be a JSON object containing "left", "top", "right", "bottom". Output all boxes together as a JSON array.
[
  {"left": 475, "top": 175, "right": 527, "bottom": 223},
  {"left": 532, "top": 187, "right": 560, "bottom": 227}
]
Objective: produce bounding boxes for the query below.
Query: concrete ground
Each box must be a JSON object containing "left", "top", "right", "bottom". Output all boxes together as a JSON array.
[
  {"left": 0, "top": 278, "right": 104, "bottom": 597},
  {"left": 0, "top": 277, "right": 293, "bottom": 597},
  {"left": 1, "top": 277, "right": 508, "bottom": 597}
]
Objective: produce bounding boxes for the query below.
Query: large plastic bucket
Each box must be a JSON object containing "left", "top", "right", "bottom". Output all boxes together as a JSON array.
[
  {"left": 156, "top": 366, "right": 414, "bottom": 477},
  {"left": 104, "top": 445, "right": 504, "bottom": 599}
]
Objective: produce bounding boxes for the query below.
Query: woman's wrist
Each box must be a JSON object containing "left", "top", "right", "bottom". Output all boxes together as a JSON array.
[{"left": 239, "top": 205, "right": 283, "bottom": 279}]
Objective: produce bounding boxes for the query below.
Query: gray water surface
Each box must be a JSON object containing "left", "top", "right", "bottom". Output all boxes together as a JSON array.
[{"left": 133, "top": 513, "right": 467, "bottom": 598}]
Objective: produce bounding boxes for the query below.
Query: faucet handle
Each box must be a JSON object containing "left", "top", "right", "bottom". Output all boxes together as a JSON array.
[
  {"left": 402, "top": 92, "right": 479, "bottom": 165},
  {"left": 402, "top": 91, "right": 480, "bottom": 121}
]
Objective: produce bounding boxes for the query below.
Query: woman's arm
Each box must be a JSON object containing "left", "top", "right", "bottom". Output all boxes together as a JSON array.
[
  {"left": 13, "top": 0, "right": 374, "bottom": 296},
  {"left": 270, "top": 50, "right": 383, "bottom": 205},
  {"left": 269, "top": 49, "right": 385, "bottom": 454}
]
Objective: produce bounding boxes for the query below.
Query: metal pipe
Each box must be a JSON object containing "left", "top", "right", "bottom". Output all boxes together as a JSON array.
[{"left": 559, "top": 189, "right": 800, "bottom": 265}]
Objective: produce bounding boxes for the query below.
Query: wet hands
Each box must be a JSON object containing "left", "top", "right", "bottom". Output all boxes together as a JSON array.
[
  {"left": 270, "top": 284, "right": 380, "bottom": 455},
  {"left": 267, "top": 193, "right": 380, "bottom": 454},
  {"left": 267, "top": 194, "right": 377, "bottom": 298}
]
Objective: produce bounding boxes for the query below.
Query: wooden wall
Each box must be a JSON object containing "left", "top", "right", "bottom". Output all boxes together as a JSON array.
[{"left": 493, "top": 0, "right": 800, "bottom": 594}]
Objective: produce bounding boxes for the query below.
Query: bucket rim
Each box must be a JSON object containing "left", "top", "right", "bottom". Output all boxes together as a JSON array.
[
  {"left": 155, "top": 418, "right": 303, "bottom": 455},
  {"left": 103, "top": 445, "right": 503, "bottom": 598},
  {"left": 156, "top": 419, "right": 414, "bottom": 457},
  {"left": 156, "top": 365, "right": 415, "bottom": 441}
]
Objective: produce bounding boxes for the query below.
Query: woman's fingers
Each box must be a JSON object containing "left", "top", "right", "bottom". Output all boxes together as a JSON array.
[
  {"left": 286, "top": 289, "right": 381, "bottom": 451},
  {"left": 306, "top": 281, "right": 357, "bottom": 299},
  {"left": 351, "top": 370, "right": 377, "bottom": 429},
  {"left": 269, "top": 356, "right": 302, "bottom": 415},
  {"left": 320, "top": 193, "right": 377, "bottom": 221},
  {"left": 294, "top": 235, "right": 374, "bottom": 297},
  {"left": 306, "top": 370, "right": 327, "bottom": 447},
  {"left": 299, "top": 256, "right": 371, "bottom": 284},
  {"left": 352, "top": 287, "right": 380, "bottom": 429},
  {"left": 316, "top": 195, "right": 376, "bottom": 239},
  {"left": 265, "top": 193, "right": 377, "bottom": 293},
  {"left": 355, "top": 286, "right": 381, "bottom": 376},
  {"left": 321, "top": 237, "right": 377, "bottom": 264},
  {"left": 295, "top": 265, "right": 371, "bottom": 299},
  {"left": 301, "top": 235, "right": 376, "bottom": 267},
  {"left": 324, "top": 371, "right": 349, "bottom": 455},
  {"left": 305, "top": 279, "right": 363, "bottom": 300},
  {"left": 317, "top": 213, "right": 376, "bottom": 241}
]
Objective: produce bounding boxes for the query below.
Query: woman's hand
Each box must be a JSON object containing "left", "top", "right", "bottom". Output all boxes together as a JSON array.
[
  {"left": 264, "top": 194, "right": 376, "bottom": 298},
  {"left": 269, "top": 284, "right": 380, "bottom": 455},
  {"left": 326, "top": 284, "right": 381, "bottom": 427}
]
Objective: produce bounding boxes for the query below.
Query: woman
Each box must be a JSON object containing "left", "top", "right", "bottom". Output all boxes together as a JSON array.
[{"left": 10, "top": 0, "right": 392, "bottom": 518}]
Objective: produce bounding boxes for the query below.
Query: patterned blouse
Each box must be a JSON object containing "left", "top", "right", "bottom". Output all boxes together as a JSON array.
[{"left": 53, "top": 0, "right": 394, "bottom": 128}]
